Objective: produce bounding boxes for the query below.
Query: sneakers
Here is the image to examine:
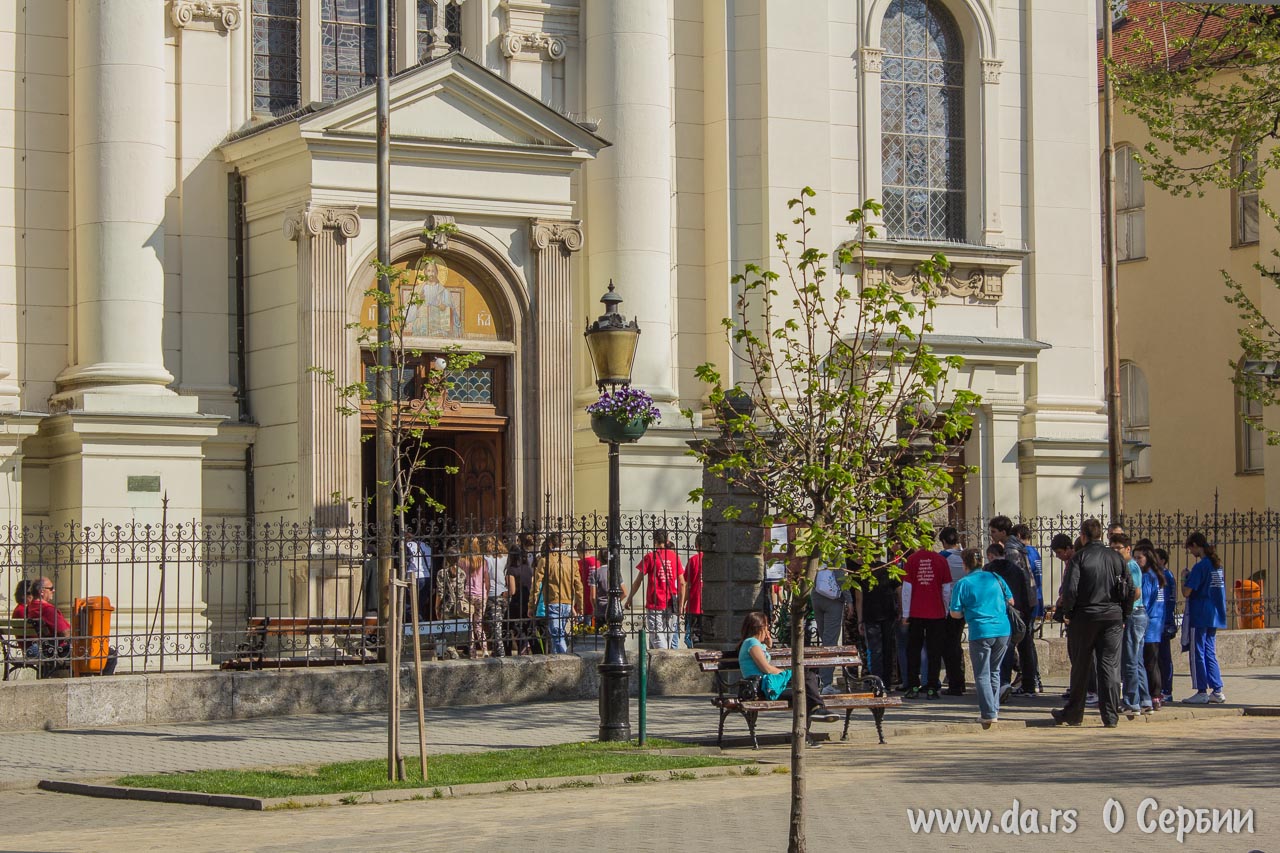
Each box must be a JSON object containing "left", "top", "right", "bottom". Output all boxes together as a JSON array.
[
  {"left": 1140, "top": 705, "right": 1154, "bottom": 715},
  {"left": 1122, "top": 704, "right": 1141, "bottom": 716},
  {"left": 1085, "top": 692, "right": 1098, "bottom": 707},
  {"left": 820, "top": 684, "right": 842, "bottom": 696},
  {"left": 1151, "top": 697, "right": 1163, "bottom": 711},
  {"left": 1060, "top": 689, "right": 1072, "bottom": 700},
  {"left": 810, "top": 710, "right": 841, "bottom": 723},
  {"left": 979, "top": 718, "right": 997, "bottom": 730},
  {"left": 1050, "top": 708, "right": 1081, "bottom": 727},
  {"left": 926, "top": 688, "right": 940, "bottom": 700},
  {"left": 1012, "top": 687, "right": 1038, "bottom": 698},
  {"left": 1161, "top": 692, "right": 1173, "bottom": 703},
  {"left": 999, "top": 683, "right": 1012, "bottom": 702},
  {"left": 1183, "top": 692, "right": 1211, "bottom": 705},
  {"left": 1209, "top": 691, "right": 1226, "bottom": 704},
  {"left": 904, "top": 687, "right": 920, "bottom": 699}
]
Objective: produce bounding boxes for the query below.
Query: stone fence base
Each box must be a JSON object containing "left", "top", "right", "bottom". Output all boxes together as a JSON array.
[
  {"left": 2, "top": 628, "right": 1277, "bottom": 733},
  {"left": 0, "top": 649, "right": 713, "bottom": 733}
]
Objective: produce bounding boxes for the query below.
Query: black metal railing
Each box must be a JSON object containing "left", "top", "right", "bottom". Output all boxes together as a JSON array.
[
  {"left": 1, "top": 505, "right": 1276, "bottom": 679},
  {"left": 0, "top": 512, "right": 704, "bottom": 678}
]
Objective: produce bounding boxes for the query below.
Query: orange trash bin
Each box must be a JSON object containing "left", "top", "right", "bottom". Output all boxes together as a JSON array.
[
  {"left": 72, "top": 596, "right": 115, "bottom": 676},
  {"left": 1233, "top": 579, "right": 1264, "bottom": 630}
]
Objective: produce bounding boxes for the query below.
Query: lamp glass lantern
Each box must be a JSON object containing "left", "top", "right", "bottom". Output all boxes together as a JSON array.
[{"left": 584, "top": 280, "right": 641, "bottom": 389}]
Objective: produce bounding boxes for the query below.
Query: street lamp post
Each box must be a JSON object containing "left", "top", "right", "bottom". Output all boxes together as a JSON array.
[{"left": 584, "top": 281, "right": 641, "bottom": 742}]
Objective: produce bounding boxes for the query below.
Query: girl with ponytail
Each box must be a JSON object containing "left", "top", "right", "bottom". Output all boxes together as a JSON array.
[{"left": 1181, "top": 532, "right": 1227, "bottom": 704}]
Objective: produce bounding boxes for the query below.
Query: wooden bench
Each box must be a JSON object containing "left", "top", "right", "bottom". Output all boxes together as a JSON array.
[
  {"left": 221, "top": 616, "right": 381, "bottom": 670},
  {"left": 696, "top": 645, "right": 902, "bottom": 749},
  {"left": 0, "top": 618, "right": 66, "bottom": 680}
]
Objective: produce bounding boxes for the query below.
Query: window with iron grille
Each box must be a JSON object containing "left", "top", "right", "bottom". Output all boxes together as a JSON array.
[
  {"left": 320, "top": 0, "right": 395, "bottom": 102},
  {"left": 880, "top": 0, "right": 966, "bottom": 243},
  {"left": 251, "top": 0, "right": 302, "bottom": 115},
  {"left": 417, "top": 0, "right": 463, "bottom": 59}
]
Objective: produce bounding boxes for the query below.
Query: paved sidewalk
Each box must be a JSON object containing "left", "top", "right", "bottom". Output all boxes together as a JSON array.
[
  {"left": 4, "top": 715, "right": 1277, "bottom": 852},
  {"left": 1, "top": 666, "right": 1276, "bottom": 789}
]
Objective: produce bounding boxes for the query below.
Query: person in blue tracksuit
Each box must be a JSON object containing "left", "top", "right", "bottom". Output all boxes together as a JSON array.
[
  {"left": 1182, "top": 532, "right": 1227, "bottom": 704},
  {"left": 1136, "top": 545, "right": 1166, "bottom": 708},
  {"left": 1156, "top": 548, "right": 1177, "bottom": 702}
]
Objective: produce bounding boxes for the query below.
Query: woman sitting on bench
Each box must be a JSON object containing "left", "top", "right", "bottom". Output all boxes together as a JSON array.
[{"left": 738, "top": 612, "right": 839, "bottom": 723}]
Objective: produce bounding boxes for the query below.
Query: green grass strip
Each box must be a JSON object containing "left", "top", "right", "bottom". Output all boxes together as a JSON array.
[{"left": 115, "top": 739, "right": 747, "bottom": 798}]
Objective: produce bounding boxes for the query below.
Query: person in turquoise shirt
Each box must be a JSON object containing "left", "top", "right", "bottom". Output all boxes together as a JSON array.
[
  {"left": 1111, "top": 534, "right": 1150, "bottom": 714},
  {"left": 1182, "top": 532, "right": 1227, "bottom": 704},
  {"left": 737, "top": 612, "right": 838, "bottom": 722},
  {"left": 948, "top": 548, "right": 1013, "bottom": 727}
]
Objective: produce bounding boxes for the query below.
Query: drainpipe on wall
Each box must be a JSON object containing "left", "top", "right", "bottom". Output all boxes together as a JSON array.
[{"left": 232, "top": 169, "right": 257, "bottom": 617}]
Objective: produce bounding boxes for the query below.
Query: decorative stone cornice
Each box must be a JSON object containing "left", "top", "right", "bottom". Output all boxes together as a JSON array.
[
  {"left": 501, "top": 30, "right": 568, "bottom": 61},
  {"left": 531, "top": 219, "right": 583, "bottom": 253},
  {"left": 860, "top": 47, "right": 885, "bottom": 74},
  {"left": 862, "top": 263, "right": 1004, "bottom": 302},
  {"left": 981, "top": 58, "right": 1003, "bottom": 85},
  {"left": 283, "top": 205, "right": 361, "bottom": 242},
  {"left": 424, "top": 214, "right": 456, "bottom": 251},
  {"left": 170, "top": 0, "right": 242, "bottom": 32}
]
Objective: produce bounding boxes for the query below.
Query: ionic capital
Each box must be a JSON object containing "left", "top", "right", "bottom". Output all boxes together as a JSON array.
[
  {"left": 170, "top": 0, "right": 243, "bottom": 32},
  {"left": 284, "top": 205, "right": 362, "bottom": 242}
]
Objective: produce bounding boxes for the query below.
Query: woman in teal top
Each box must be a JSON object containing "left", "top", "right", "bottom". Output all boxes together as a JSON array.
[
  {"left": 948, "top": 549, "right": 1014, "bottom": 728},
  {"left": 738, "top": 612, "right": 837, "bottom": 721}
]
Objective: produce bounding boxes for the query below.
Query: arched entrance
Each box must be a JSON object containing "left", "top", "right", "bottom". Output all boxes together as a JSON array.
[{"left": 356, "top": 247, "right": 518, "bottom": 526}]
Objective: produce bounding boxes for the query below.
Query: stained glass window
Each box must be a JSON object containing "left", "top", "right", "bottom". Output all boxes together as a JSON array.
[
  {"left": 417, "top": 0, "right": 463, "bottom": 60},
  {"left": 252, "top": 0, "right": 301, "bottom": 115},
  {"left": 448, "top": 368, "right": 494, "bottom": 404},
  {"left": 880, "top": 0, "right": 965, "bottom": 242},
  {"left": 320, "top": 0, "right": 395, "bottom": 102}
]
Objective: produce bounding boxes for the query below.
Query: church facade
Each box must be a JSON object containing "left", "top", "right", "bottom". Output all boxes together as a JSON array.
[{"left": 1, "top": 0, "right": 1111, "bottom": 537}]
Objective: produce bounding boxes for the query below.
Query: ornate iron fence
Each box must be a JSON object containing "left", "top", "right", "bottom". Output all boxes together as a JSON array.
[
  {"left": 2, "top": 503, "right": 1275, "bottom": 680},
  {"left": 0, "top": 511, "right": 704, "bottom": 678}
]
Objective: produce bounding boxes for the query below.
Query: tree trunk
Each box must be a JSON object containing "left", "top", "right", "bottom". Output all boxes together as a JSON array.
[{"left": 788, "top": 549, "right": 821, "bottom": 853}]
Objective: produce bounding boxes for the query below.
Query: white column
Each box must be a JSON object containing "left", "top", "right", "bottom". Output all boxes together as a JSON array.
[
  {"left": 583, "top": 0, "right": 676, "bottom": 404},
  {"left": 56, "top": 0, "right": 174, "bottom": 401}
]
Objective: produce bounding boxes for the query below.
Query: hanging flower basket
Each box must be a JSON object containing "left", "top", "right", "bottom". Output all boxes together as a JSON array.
[
  {"left": 590, "top": 413, "right": 650, "bottom": 443},
  {"left": 587, "top": 387, "right": 660, "bottom": 444}
]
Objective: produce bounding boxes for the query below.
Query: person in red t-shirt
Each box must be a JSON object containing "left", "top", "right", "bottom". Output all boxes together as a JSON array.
[
  {"left": 576, "top": 540, "right": 602, "bottom": 627},
  {"left": 25, "top": 577, "right": 72, "bottom": 638},
  {"left": 683, "top": 534, "right": 705, "bottom": 648},
  {"left": 900, "top": 549, "right": 950, "bottom": 699},
  {"left": 625, "top": 529, "right": 685, "bottom": 650}
]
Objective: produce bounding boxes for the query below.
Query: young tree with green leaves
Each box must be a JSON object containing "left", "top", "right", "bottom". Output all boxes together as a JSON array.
[
  {"left": 1110, "top": 3, "right": 1280, "bottom": 440},
  {"left": 684, "top": 191, "right": 978, "bottom": 853},
  {"left": 312, "top": 220, "right": 481, "bottom": 782}
]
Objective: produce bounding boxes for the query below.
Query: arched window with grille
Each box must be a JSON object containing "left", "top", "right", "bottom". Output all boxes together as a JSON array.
[{"left": 880, "top": 0, "right": 966, "bottom": 242}]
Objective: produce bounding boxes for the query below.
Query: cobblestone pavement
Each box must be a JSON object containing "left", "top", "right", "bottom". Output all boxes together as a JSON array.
[
  {"left": 3, "top": 715, "right": 1276, "bottom": 852},
  {"left": 2, "top": 667, "right": 1277, "bottom": 789}
]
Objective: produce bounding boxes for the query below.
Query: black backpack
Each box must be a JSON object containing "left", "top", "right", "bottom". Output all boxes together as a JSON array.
[{"left": 1111, "top": 561, "right": 1136, "bottom": 617}]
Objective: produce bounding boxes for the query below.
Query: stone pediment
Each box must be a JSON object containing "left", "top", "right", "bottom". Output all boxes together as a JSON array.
[{"left": 301, "top": 53, "right": 606, "bottom": 153}]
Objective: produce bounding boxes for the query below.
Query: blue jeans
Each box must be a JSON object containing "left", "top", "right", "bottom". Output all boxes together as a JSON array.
[
  {"left": 1121, "top": 610, "right": 1151, "bottom": 708},
  {"left": 1190, "top": 627, "right": 1223, "bottom": 692},
  {"left": 546, "top": 603, "right": 572, "bottom": 654},
  {"left": 969, "top": 635, "right": 1009, "bottom": 721}
]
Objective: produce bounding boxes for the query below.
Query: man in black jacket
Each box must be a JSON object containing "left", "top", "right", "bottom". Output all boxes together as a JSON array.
[{"left": 1052, "top": 518, "right": 1126, "bottom": 727}]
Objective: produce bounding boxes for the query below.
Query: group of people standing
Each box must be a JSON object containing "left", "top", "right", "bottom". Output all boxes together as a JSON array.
[
  {"left": 399, "top": 528, "right": 705, "bottom": 657},
  {"left": 1053, "top": 519, "right": 1227, "bottom": 727},
  {"left": 830, "top": 517, "right": 1042, "bottom": 726}
]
